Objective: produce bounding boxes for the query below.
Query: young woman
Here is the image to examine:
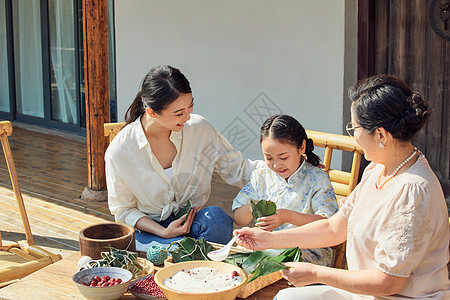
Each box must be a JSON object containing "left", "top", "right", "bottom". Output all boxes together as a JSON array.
[
  {"left": 233, "top": 115, "right": 339, "bottom": 266},
  {"left": 105, "top": 65, "right": 261, "bottom": 251},
  {"left": 235, "top": 75, "right": 450, "bottom": 299}
]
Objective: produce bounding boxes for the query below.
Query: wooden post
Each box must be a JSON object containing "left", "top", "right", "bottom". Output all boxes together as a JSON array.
[
  {"left": 81, "top": 0, "right": 110, "bottom": 201},
  {"left": 356, "top": 0, "right": 375, "bottom": 180}
]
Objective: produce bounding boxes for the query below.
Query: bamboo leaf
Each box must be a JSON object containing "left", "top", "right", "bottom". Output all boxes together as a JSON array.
[
  {"left": 83, "top": 247, "right": 147, "bottom": 279},
  {"left": 241, "top": 249, "right": 285, "bottom": 274},
  {"left": 168, "top": 237, "right": 214, "bottom": 263},
  {"left": 247, "top": 258, "right": 288, "bottom": 283},
  {"left": 174, "top": 200, "right": 193, "bottom": 225},
  {"left": 251, "top": 200, "right": 277, "bottom": 221},
  {"left": 226, "top": 247, "right": 302, "bottom": 283},
  {"left": 225, "top": 252, "right": 248, "bottom": 267},
  {"left": 176, "top": 237, "right": 197, "bottom": 253}
]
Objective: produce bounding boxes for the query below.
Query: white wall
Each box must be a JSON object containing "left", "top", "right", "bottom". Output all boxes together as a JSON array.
[{"left": 115, "top": 0, "right": 356, "bottom": 161}]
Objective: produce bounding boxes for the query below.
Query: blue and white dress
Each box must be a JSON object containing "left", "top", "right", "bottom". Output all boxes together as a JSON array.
[{"left": 232, "top": 161, "right": 339, "bottom": 266}]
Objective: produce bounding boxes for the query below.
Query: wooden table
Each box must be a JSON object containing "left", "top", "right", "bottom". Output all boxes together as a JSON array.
[{"left": 0, "top": 252, "right": 290, "bottom": 300}]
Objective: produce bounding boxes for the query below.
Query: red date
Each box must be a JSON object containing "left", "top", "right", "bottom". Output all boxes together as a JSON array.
[{"left": 83, "top": 276, "right": 123, "bottom": 287}]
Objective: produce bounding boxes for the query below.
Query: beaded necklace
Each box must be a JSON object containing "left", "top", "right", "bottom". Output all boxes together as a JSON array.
[{"left": 376, "top": 147, "right": 418, "bottom": 190}]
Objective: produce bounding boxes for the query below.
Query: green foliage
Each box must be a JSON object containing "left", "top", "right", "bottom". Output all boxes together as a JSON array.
[
  {"left": 168, "top": 237, "right": 215, "bottom": 263},
  {"left": 251, "top": 200, "right": 277, "bottom": 222}
]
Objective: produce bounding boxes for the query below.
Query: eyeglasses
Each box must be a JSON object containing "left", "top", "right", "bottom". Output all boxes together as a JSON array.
[{"left": 345, "top": 122, "right": 362, "bottom": 137}]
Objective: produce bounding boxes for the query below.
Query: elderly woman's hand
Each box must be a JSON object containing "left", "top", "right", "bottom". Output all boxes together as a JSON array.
[{"left": 281, "top": 262, "right": 317, "bottom": 287}]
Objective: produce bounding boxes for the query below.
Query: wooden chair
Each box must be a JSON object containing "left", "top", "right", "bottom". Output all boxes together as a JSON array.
[
  {"left": 306, "top": 130, "right": 364, "bottom": 269},
  {"left": 0, "top": 121, "right": 62, "bottom": 287},
  {"left": 104, "top": 122, "right": 125, "bottom": 143}
]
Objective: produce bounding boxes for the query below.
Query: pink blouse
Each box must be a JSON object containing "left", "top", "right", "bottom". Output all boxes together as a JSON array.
[{"left": 340, "top": 156, "right": 450, "bottom": 299}]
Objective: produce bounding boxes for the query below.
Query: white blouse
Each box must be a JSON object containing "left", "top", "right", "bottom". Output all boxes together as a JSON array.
[{"left": 105, "top": 114, "right": 261, "bottom": 227}]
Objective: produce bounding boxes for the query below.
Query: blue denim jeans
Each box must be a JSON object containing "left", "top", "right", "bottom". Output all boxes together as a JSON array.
[{"left": 135, "top": 206, "right": 233, "bottom": 252}]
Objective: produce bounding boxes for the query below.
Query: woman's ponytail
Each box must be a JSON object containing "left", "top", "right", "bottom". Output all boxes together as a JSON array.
[{"left": 125, "top": 90, "right": 145, "bottom": 124}]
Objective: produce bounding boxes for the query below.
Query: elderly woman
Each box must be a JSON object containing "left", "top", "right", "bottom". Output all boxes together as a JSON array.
[{"left": 235, "top": 75, "right": 450, "bottom": 299}]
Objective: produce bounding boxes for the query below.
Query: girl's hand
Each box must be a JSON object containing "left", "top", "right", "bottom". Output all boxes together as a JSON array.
[
  {"left": 233, "top": 227, "right": 272, "bottom": 251},
  {"left": 164, "top": 207, "right": 197, "bottom": 238},
  {"left": 255, "top": 209, "right": 289, "bottom": 231},
  {"left": 281, "top": 262, "right": 317, "bottom": 287}
]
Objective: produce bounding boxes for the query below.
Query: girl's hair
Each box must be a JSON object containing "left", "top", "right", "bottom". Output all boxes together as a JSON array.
[
  {"left": 260, "top": 115, "right": 320, "bottom": 166},
  {"left": 348, "top": 74, "right": 431, "bottom": 141},
  {"left": 125, "top": 65, "right": 192, "bottom": 124}
]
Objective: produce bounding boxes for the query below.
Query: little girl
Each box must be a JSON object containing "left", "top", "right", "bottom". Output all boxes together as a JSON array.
[{"left": 232, "top": 115, "right": 339, "bottom": 266}]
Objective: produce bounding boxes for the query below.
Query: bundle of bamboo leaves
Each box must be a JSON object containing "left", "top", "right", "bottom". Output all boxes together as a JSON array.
[
  {"left": 225, "top": 247, "right": 302, "bottom": 282},
  {"left": 79, "top": 247, "right": 148, "bottom": 279}
]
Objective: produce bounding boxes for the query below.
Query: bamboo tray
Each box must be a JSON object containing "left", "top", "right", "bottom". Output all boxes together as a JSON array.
[{"left": 137, "top": 257, "right": 155, "bottom": 277}]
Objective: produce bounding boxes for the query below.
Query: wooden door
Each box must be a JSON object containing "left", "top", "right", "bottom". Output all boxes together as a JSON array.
[{"left": 365, "top": 0, "right": 450, "bottom": 185}]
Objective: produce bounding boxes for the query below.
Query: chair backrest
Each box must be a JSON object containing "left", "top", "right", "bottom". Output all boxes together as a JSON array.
[
  {"left": 306, "top": 130, "right": 364, "bottom": 200},
  {"left": 104, "top": 122, "right": 125, "bottom": 143},
  {"left": 306, "top": 129, "right": 364, "bottom": 269}
]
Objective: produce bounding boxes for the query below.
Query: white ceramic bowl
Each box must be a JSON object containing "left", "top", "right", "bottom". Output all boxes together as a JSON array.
[
  {"left": 154, "top": 260, "right": 247, "bottom": 300},
  {"left": 73, "top": 267, "right": 132, "bottom": 300}
]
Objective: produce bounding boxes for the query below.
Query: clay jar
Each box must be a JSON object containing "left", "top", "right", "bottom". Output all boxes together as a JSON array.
[{"left": 79, "top": 222, "right": 136, "bottom": 260}]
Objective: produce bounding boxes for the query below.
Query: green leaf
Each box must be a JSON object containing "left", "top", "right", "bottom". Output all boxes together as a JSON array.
[
  {"left": 247, "top": 258, "right": 288, "bottom": 283},
  {"left": 271, "top": 247, "right": 302, "bottom": 263},
  {"left": 174, "top": 200, "right": 193, "bottom": 224},
  {"left": 176, "top": 236, "right": 197, "bottom": 253},
  {"left": 241, "top": 249, "right": 285, "bottom": 274},
  {"left": 251, "top": 200, "right": 277, "bottom": 221},
  {"left": 225, "top": 247, "right": 302, "bottom": 283},
  {"left": 86, "top": 247, "right": 147, "bottom": 279},
  {"left": 168, "top": 237, "right": 215, "bottom": 263},
  {"left": 224, "top": 252, "right": 248, "bottom": 267}
]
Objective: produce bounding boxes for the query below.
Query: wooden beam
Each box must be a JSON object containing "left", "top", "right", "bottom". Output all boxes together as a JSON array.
[
  {"left": 357, "top": 0, "right": 376, "bottom": 80},
  {"left": 82, "top": 0, "right": 110, "bottom": 199}
]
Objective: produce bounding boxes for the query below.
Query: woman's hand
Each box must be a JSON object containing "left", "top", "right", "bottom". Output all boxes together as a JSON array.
[
  {"left": 255, "top": 209, "right": 290, "bottom": 231},
  {"left": 281, "top": 262, "right": 317, "bottom": 287},
  {"left": 234, "top": 227, "right": 272, "bottom": 251},
  {"left": 163, "top": 207, "right": 198, "bottom": 238}
]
